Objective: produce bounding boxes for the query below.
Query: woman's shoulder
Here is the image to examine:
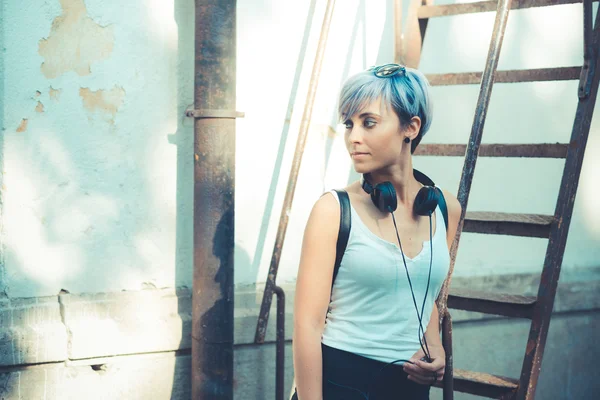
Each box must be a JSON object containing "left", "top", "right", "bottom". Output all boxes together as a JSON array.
[
  {"left": 321, "top": 181, "right": 362, "bottom": 202},
  {"left": 439, "top": 188, "right": 462, "bottom": 220},
  {"left": 310, "top": 181, "right": 362, "bottom": 223}
]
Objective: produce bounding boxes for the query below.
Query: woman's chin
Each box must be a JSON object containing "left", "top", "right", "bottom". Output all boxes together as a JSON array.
[{"left": 352, "top": 165, "right": 369, "bottom": 174}]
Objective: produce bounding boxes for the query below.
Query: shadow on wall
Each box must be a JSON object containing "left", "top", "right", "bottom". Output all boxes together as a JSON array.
[{"left": 170, "top": 0, "right": 194, "bottom": 398}]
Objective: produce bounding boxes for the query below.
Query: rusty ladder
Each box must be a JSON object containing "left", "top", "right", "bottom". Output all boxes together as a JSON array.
[{"left": 402, "top": 0, "right": 600, "bottom": 399}]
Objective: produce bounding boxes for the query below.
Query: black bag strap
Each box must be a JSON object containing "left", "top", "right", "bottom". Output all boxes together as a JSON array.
[{"left": 332, "top": 189, "right": 351, "bottom": 288}]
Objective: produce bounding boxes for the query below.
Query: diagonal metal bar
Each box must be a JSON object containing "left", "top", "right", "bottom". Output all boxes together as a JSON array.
[
  {"left": 518, "top": 9, "right": 600, "bottom": 400},
  {"left": 436, "top": 2, "right": 512, "bottom": 399},
  {"left": 255, "top": 0, "right": 337, "bottom": 344},
  {"left": 436, "top": 0, "right": 513, "bottom": 328}
]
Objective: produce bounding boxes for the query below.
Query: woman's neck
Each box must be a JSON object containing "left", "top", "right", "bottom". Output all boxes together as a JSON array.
[{"left": 367, "top": 163, "right": 420, "bottom": 204}]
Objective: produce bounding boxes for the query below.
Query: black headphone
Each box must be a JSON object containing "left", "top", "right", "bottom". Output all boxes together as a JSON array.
[{"left": 361, "top": 169, "right": 442, "bottom": 216}]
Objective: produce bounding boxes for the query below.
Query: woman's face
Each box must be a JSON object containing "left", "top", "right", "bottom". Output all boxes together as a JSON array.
[{"left": 343, "top": 97, "right": 406, "bottom": 174}]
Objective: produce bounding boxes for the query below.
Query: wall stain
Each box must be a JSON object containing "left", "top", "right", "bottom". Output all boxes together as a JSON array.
[
  {"left": 16, "top": 119, "right": 28, "bottom": 133},
  {"left": 38, "top": 0, "right": 114, "bottom": 79},
  {"left": 79, "top": 86, "right": 126, "bottom": 124},
  {"left": 35, "top": 102, "right": 45, "bottom": 113},
  {"left": 49, "top": 87, "right": 62, "bottom": 101}
]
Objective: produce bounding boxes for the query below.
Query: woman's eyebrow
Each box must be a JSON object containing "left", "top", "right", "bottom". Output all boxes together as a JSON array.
[{"left": 358, "top": 112, "right": 381, "bottom": 118}]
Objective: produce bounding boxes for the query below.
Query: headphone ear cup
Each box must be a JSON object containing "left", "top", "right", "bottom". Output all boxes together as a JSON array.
[
  {"left": 414, "top": 186, "right": 438, "bottom": 216},
  {"left": 372, "top": 182, "right": 397, "bottom": 213}
]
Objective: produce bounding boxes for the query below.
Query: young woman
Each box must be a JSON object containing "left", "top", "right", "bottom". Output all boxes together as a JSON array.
[{"left": 292, "top": 64, "right": 462, "bottom": 400}]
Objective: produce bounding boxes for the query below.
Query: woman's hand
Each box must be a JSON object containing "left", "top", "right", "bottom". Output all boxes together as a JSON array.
[{"left": 403, "top": 345, "right": 446, "bottom": 385}]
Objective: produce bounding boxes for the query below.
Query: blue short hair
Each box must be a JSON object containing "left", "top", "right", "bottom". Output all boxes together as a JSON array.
[{"left": 338, "top": 66, "right": 433, "bottom": 154}]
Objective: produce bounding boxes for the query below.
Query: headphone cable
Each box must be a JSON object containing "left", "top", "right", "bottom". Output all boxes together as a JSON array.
[{"left": 390, "top": 211, "right": 431, "bottom": 361}]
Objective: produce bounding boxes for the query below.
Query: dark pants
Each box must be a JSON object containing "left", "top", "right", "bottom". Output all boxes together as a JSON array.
[{"left": 294, "top": 344, "right": 431, "bottom": 400}]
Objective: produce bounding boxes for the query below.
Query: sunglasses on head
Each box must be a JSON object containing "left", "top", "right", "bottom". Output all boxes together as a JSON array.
[{"left": 367, "top": 63, "right": 406, "bottom": 78}]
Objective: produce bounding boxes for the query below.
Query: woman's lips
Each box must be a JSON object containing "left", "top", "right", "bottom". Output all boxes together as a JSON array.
[{"left": 351, "top": 152, "right": 369, "bottom": 159}]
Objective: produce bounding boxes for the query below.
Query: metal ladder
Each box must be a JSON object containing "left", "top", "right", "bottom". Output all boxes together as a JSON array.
[{"left": 401, "top": 0, "right": 600, "bottom": 398}]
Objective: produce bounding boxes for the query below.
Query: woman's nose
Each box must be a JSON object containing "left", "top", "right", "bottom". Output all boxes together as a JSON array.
[{"left": 347, "top": 127, "right": 362, "bottom": 143}]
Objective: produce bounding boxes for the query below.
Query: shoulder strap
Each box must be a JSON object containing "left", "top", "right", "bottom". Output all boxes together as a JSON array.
[
  {"left": 332, "top": 189, "right": 351, "bottom": 288},
  {"left": 435, "top": 187, "right": 449, "bottom": 230}
]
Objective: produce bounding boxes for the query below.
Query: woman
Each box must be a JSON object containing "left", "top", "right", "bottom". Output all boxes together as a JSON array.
[{"left": 292, "top": 64, "right": 462, "bottom": 399}]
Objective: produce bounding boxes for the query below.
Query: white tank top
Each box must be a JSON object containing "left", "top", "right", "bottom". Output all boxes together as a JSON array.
[{"left": 321, "top": 190, "right": 450, "bottom": 364}]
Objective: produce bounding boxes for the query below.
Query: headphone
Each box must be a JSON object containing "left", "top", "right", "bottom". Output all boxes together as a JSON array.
[{"left": 361, "top": 169, "right": 442, "bottom": 216}]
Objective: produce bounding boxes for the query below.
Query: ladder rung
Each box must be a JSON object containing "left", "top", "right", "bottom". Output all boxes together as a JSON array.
[
  {"left": 418, "top": 0, "right": 590, "bottom": 19},
  {"left": 427, "top": 66, "right": 580, "bottom": 86},
  {"left": 448, "top": 288, "right": 537, "bottom": 318},
  {"left": 464, "top": 212, "right": 554, "bottom": 238},
  {"left": 414, "top": 143, "right": 568, "bottom": 158},
  {"left": 451, "top": 369, "right": 519, "bottom": 398}
]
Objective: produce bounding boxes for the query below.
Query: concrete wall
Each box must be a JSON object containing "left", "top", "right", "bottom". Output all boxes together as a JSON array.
[{"left": 1, "top": 0, "right": 599, "bottom": 399}]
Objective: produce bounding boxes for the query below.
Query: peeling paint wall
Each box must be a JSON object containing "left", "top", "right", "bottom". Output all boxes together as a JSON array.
[
  {"left": 1, "top": 0, "right": 190, "bottom": 297},
  {"left": 38, "top": 0, "right": 114, "bottom": 79},
  {"left": 0, "top": 0, "right": 599, "bottom": 298},
  {"left": 79, "top": 86, "right": 125, "bottom": 124}
]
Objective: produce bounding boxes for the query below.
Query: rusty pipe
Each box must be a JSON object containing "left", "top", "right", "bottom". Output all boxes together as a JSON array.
[
  {"left": 191, "top": 0, "right": 237, "bottom": 398},
  {"left": 255, "top": 0, "right": 337, "bottom": 344},
  {"left": 274, "top": 285, "right": 286, "bottom": 400},
  {"left": 394, "top": 0, "right": 403, "bottom": 64},
  {"left": 442, "top": 311, "right": 454, "bottom": 400}
]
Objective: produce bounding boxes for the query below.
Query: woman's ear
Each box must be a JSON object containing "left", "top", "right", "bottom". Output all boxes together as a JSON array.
[{"left": 405, "top": 116, "right": 422, "bottom": 140}]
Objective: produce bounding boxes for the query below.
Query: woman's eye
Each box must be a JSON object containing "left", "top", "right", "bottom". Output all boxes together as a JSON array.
[
  {"left": 344, "top": 121, "right": 353, "bottom": 129},
  {"left": 364, "top": 119, "right": 376, "bottom": 128}
]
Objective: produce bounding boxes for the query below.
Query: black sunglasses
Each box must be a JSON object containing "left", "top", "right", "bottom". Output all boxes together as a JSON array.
[{"left": 368, "top": 63, "right": 406, "bottom": 78}]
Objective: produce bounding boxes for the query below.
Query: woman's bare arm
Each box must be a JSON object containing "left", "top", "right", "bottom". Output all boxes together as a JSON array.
[
  {"left": 293, "top": 193, "right": 340, "bottom": 400},
  {"left": 442, "top": 188, "right": 463, "bottom": 251}
]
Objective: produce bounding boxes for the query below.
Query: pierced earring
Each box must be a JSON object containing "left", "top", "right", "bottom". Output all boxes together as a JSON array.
[{"left": 404, "top": 137, "right": 411, "bottom": 143}]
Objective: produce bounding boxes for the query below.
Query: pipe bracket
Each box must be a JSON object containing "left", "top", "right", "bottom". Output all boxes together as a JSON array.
[{"left": 186, "top": 108, "right": 245, "bottom": 119}]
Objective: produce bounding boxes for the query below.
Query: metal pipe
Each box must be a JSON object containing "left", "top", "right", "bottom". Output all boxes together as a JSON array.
[
  {"left": 274, "top": 285, "right": 286, "bottom": 400},
  {"left": 583, "top": 0, "right": 592, "bottom": 61},
  {"left": 255, "top": 0, "right": 337, "bottom": 344},
  {"left": 579, "top": 0, "right": 595, "bottom": 99},
  {"left": 404, "top": 0, "right": 434, "bottom": 68},
  {"left": 441, "top": 311, "right": 454, "bottom": 400},
  {"left": 437, "top": 0, "right": 512, "bottom": 318},
  {"left": 394, "top": 0, "right": 403, "bottom": 64},
  {"left": 191, "top": 1, "right": 236, "bottom": 398}
]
